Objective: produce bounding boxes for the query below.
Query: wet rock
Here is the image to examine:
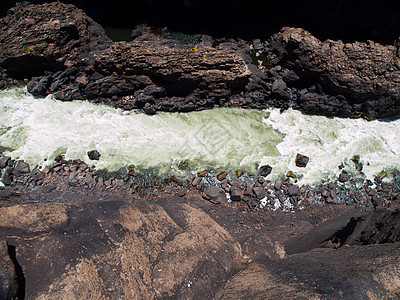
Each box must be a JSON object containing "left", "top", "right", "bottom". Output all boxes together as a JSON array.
[
  {"left": 271, "top": 79, "right": 290, "bottom": 100},
  {"left": 0, "top": 241, "right": 17, "bottom": 300},
  {"left": 198, "top": 170, "right": 207, "bottom": 177},
  {"left": 87, "top": 150, "right": 101, "bottom": 161},
  {"left": 338, "top": 170, "right": 350, "bottom": 183},
  {"left": 230, "top": 186, "right": 243, "bottom": 201},
  {"left": 191, "top": 176, "right": 202, "bottom": 187},
  {"left": 217, "top": 171, "right": 227, "bottom": 181},
  {"left": 12, "top": 160, "right": 30, "bottom": 177},
  {"left": 1, "top": 167, "right": 13, "bottom": 186},
  {"left": 322, "top": 190, "right": 330, "bottom": 198},
  {"left": 220, "top": 178, "right": 228, "bottom": 190},
  {"left": 203, "top": 186, "right": 221, "bottom": 203},
  {"left": 0, "top": 156, "right": 10, "bottom": 169},
  {"left": 295, "top": 154, "right": 309, "bottom": 168},
  {"left": 257, "top": 165, "right": 272, "bottom": 177}
]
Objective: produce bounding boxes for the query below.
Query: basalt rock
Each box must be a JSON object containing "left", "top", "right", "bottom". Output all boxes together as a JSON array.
[
  {"left": 269, "top": 27, "right": 400, "bottom": 118},
  {"left": 0, "top": 199, "right": 242, "bottom": 299},
  {"left": 0, "top": 2, "right": 111, "bottom": 79}
]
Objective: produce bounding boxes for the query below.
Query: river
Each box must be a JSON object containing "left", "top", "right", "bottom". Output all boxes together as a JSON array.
[{"left": 1, "top": 87, "right": 399, "bottom": 187}]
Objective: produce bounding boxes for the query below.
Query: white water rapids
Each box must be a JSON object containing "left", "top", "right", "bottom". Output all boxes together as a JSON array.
[{"left": 1, "top": 87, "right": 400, "bottom": 186}]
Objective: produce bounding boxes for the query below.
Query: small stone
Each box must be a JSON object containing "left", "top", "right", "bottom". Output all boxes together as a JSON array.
[
  {"left": 295, "top": 154, "right": 309, "bottom": 167},
  {"left": 220, "top": 178, "right": 228, "bottom": 189},
  {"left": 12, "top": 160, "right": 30, "bottom": 177},
  {"left": 198, "top": 170, "right": 207, "bottom": 177},
  {"left": 330, "top": 189, "right": 337, "bottom": 199},
  {"left": 258, "top": 165, "right": 272, "bottom": 177},
  {"left": 203, "top": 186, "right": 221, "bottom": 203},
  {"left": 253, "top": 186, "right": 266, "bottom": 199},
  {"left": 244, "top": 184, "right": 254, "bottom": 197},
  {"left": 236, "top": 170, "right": 245, "bottom": 178},
  {"left": 325, "top": 196, "right": 334, "bottom": 204},
  {"left": 217, "top": 171, "right": 227, "bottom": 181},
  {"left": 257, "top": 177, "right": 265, "bottom": 184},
  {"left": 321, "top": 190, "right": 330, "bottom": 198},
  {"left": 1, "top": 166, "right": 13, "bottom": 186},
  {"left": 338, "top": 170, "right": 350, "bottom": 183},
  {"left": 87, "top": 150, "right": 101, "bottom": 160},
  {"left": 230, "top": 186, "right": 243, "bottom": 201},
  {"left": 286, "top": 171, "right": 296, "bottom": 178},
  {"left": 274, "top": 180, "right": 282, "bottom": 190},
  {"left": 191, "top": 176, "right": 202, "bottom": 187},
  {"left": 287, "top": 185, "right": 299, "bottom": 196}
]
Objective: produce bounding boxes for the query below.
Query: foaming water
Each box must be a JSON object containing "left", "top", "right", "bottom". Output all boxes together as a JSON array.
[{"left": 0, "top": 87, "right": 399, "bottom": 186}]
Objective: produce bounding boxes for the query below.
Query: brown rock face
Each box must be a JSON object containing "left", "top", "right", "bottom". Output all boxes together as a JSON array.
[
  {"left": 0, "top": 1, "right": 111, "bottom": 78},
  {"left": 270, "top": 27, "right": 400, "bottom": 117},
  {"left": 93, "top": 41, "right": 250, "bottom": 97},
  {"left": 0, "top": 241, "right": 17, "bottom": 300},
  {"left": 0, "top": 199, "right": 241, "bottom": 299}
]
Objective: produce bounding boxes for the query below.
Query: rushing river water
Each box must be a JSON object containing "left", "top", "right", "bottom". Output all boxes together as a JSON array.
[{"left": 1, "top": 87, "right": 400, "bottom": 187}]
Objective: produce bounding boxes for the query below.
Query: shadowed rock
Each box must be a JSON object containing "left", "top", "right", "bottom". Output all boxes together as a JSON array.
[
  {"left": 0, "top": 2, "right": 111, "bottom": 79},
  {"left": 270, "top": 27, "right": 400, "bottom": 118}
]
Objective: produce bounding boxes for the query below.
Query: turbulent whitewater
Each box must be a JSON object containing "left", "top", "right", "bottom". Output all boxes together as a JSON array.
[{"left": 1, "top": 87, "right": 400, "bottom": 186}]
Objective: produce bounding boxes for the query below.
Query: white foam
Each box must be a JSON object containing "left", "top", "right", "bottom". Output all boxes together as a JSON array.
[{"left": 1, "top": 87, "right": 399, "bottom": 185}]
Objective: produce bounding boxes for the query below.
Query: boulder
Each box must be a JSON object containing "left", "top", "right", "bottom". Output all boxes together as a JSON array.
[
  {"left": 295, "top": 154, "right": 309, "bottom": 168},
  {"left": 252, "top": 186, "right": 266, "bottom": 199},
  {"left": 203, "top": 186, "right": 222, "bottom": 203},
  {"left": 338, "top": 170, "right": 350, "bottom": 183},
  {"left": 258, "top": 165, "right": 272, "bottom": 177},
  {"left": 0, "top": 2, "right": 111, "bottom": 79},
  {"left": 230, "top": 186, "right": 243, "bottom": 201},
  {"left": 270, "top": 27, "right": 400, "bottom": 118},
  {"left": 87, "top": 150, "right": 101, "bottom": 161}
]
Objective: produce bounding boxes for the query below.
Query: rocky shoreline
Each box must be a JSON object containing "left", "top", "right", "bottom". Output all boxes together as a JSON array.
[
  {"left": 1, "top": 155, "right": 399, "bottom": 213},
  {"left": 1, "top": 2, "right": 400, "bottom": 118},
  {"left": 1, "top": 155, "right": 400, "bottom": 298}
]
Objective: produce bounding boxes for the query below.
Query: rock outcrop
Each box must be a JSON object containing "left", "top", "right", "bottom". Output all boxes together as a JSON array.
[
  {"left": 0, "top": 198, "right": 242, "bottom": 299},
  {"left": 269, "top": 27, "right": 400, "bottom": 118},
  {"left": 2, "top": 2, "right": 400, "bottom": 118},
  {"left": 0, "top": 2, "right": 111, "bottom": 79}
]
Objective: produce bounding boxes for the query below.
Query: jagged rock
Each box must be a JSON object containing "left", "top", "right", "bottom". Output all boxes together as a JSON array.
[
  {"left": 252, "top": 186, "right": 266, "bottom": 199},
  {"left": 0, "top": 156, "right": 10, "bottom": 169},
  {"left": 12, "top": 160, "right": 30, "bottom": 177},
  {"left": 0, "top": 2, "right": 111, "bottom": 79},
  {"left": 269, "top": 27, "right": 400, "bottom": 118},
  {"left": 1, "top": 167, "right": 13, "bottom": 186},
  {"left": 338, "top": 170, "right": 350, "bottom": 183},
  {"left": 257, "top": 165, "right": 272, "bottom": 177},
  {"left": 87, "top": 150, "right": 101, "bottom": 161}
]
